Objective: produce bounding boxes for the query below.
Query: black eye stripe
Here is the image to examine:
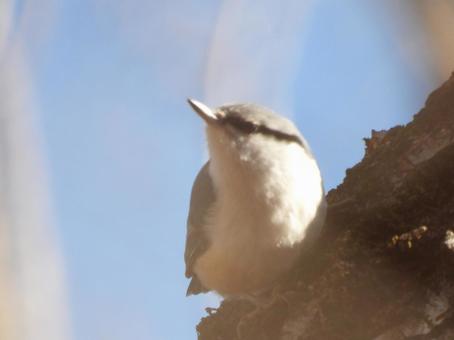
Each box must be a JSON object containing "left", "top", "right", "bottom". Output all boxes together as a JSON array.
[
  {"left": 222, "top": 116, "right": 303, "bottom": 147},
  {"left": 223, "top": 116, "right": 258, "bottom": 133}
]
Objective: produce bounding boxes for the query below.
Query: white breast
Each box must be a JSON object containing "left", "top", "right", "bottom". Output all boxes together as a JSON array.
[{"left": 194, "top": 130, "right": 325, "bottom": 296}]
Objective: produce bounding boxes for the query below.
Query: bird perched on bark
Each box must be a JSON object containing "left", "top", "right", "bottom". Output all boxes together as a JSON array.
[{"left": 185, "top": 99, "right": 326, "bottom": 298}]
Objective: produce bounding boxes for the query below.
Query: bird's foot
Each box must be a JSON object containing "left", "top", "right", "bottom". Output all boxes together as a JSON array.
[{"left": 236, "top": 285, "right": 291, "bottom": 339}]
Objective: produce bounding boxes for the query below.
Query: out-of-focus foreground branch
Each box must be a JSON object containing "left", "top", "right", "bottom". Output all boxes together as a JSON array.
[{"left": 196, "top": 73, "right": 454, "bottom": 340}]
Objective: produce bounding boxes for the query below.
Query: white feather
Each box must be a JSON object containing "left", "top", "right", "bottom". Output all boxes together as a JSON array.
[{"left": 193, "top": 125, "right": 325, "bottom": 296}]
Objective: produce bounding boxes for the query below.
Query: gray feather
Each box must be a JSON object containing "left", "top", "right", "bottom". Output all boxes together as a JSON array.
[{"left": 185, "top": 162, "right": 214, "bottom": 295}]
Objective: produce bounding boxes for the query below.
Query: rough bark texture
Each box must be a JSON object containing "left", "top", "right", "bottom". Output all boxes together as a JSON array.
[{"left": 196, "top": 73, "right": 454, "bottom": 340}]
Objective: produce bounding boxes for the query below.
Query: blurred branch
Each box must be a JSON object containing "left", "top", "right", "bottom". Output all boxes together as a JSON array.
[{"left": 418, "top": 0, "right": 454, "bottom": 80}]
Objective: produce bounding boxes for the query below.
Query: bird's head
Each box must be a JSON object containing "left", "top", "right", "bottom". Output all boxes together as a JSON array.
[{"left": 187, "top": 99, "right": 307, "bottom": 164}]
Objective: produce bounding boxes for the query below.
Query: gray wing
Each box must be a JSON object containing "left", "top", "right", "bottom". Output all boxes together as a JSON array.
[{"left": 185, "top": 162, "right": 215, "bottom": 296}]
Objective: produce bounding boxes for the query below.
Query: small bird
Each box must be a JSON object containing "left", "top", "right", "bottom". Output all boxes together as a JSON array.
[{"left": 185, "top": 99, "right": 326, "bottom": 298}]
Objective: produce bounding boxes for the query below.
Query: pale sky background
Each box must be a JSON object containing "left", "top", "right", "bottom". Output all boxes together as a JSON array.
[{"left": 3, "top": 1, "right": 447, "bottom": 340}]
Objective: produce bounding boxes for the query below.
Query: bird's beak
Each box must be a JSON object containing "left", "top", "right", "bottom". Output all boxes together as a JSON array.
[{"left": 187, "top": 99, "right": 219, "bottom": 124}]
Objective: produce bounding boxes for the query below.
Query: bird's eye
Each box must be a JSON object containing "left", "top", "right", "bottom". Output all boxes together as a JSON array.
[
  {"left": 239, "top": 121, "right": 258, "bottom": 133},
  {"left": 226, "top": 117, "right": 259, "bottom": 134}
]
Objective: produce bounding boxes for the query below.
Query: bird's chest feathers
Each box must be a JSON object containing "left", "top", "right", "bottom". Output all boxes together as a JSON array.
[{"left": 207, "top": 139, "right": 321, "bottom": 249}]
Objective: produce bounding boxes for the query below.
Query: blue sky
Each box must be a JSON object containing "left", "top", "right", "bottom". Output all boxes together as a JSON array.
[{"left": 16, "top": 1, "right": 439, "bottom": 339}]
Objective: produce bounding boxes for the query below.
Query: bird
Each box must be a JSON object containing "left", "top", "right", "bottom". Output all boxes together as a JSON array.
[{"left": 185, "top": 99, "right": 326, "bottom": 299}]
